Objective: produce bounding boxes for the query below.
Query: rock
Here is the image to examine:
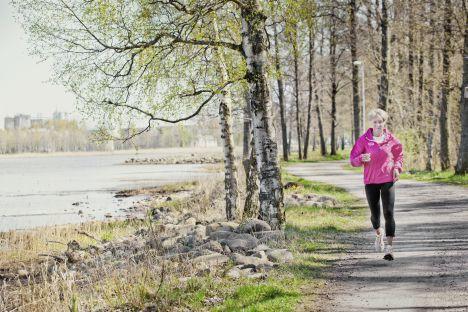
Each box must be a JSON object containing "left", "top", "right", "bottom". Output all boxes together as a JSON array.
[
  {"left": 165, "top": 224, "right": 195, "bottom": 237},
  {"left": 209, "top": 230, "right": 238, "bottom": 241},
  {"left": 161, "top": 236, "right": 179, "bottom": 249},
  {"left": 238, "top": 219, "right": 271, "bottom": 234},
  {"left": 185, "top": 217, "right": 197, "bottom": 226},
  {"left": 249, "top": 250, "right": 268, "bottom": 260},
  {"left": 230, "top": 253, "right": 274, "bottom": 268},
  {"left": 252, "top": 244, "right": 271, "bottom": 252},
  {"left": 217, "top": 233, "right": 258, "bottom": 252},
  {"left": 266, "top": 249, "right": 294, "bottom": 263},
  {"left": 226, "top": 266, "right": 254, "bottom": 279},
  {"left": 220, "top": 237, "right": 258, "bottom": 252},
  {"left": 191, "top": 252, "right": 229, "bottom": 268},
  {"left": 220, "top": 221, "right": 239, "bottom": 231},
  {"left": 206, "top": 222, "right": 239, "bottom": 235},
  {"left": 223, "top": 244, "right": 232, "bottom": 254},
  {"left": 192, "top": 225, "right": 207, "bottom": 241},
  {"left": 199, "top": 240, "right": 224, "bottom": 253},
  {"left": 254, "top": 230, "right": 285, "bottom": 242}
]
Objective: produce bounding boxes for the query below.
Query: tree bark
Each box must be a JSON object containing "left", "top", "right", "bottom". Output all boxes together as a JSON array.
[
  {"left": 425, "top": 0, "right": 437, "bottom": 171},
  {"left": 456, "top": 2, "right": 468, "bottom": 174},
  {"left": 440, "top": 0, "right": 452, "bottom": 170},
  {"left": 350, "top": 0, "right": 361, "bottom": 141},
  {"left": 329, "top": 17, "right": 338, "bottom": 156},
  {"left": 379, "top": 0, "right": 389, "bottom": 111},
  {"left": 273, "top": 14, "right": 288, "bottom": 162},
  {"left": 213, "top": 18, "right": 238, "bottom": 220},
  {"left": 407, "top": 1, "right": 414, "bottom": 115},
  {"left": 304, "top": 26, "right": 315, "bottom": 159},
  {"left": 316, "top": 88, "right": 327, "bottom": 156},
  {"left": 292, "top": 27, "right": 303, "bottom": 160},
  {"left": 241, "top": 0, "right": 284, "bottom": 229},
  {"left": 243, "top": 123, "right": 259, "bottom": 219}
]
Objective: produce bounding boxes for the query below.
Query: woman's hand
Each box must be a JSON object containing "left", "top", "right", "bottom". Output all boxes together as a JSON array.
[
  {"left": 361, "top": 153, "right": 371, "bottom": 162},
  {"left": 393, "top": 169, "right": 400, "bottom": 182}
]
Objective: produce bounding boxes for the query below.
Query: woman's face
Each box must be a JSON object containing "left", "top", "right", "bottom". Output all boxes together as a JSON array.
[{"left": 372, "top": 115, "right": 385, "bottom": 133}]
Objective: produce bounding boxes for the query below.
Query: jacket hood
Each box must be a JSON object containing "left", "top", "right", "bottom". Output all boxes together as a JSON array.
[{"left": 364, "top": 127, "right": 394, "bottom": 144}]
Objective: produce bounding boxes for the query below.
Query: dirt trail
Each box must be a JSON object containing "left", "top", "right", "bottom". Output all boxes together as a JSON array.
[{"left": 287, "top": 160, "right": 468, "bottom": 312}]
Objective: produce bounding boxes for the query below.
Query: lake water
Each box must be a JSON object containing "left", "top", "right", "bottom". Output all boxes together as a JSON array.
[{"left": 0, "top": 148, "right": 222, "bottom": 232}]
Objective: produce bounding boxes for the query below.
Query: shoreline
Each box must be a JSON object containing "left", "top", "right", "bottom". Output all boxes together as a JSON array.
[{"left": 0, "top": 146, "right": 226, "bottom": 159}]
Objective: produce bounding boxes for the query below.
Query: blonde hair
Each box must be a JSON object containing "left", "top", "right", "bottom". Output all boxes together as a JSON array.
[{"left": 368, "top": 108, "right": 389, "bottom": 123}]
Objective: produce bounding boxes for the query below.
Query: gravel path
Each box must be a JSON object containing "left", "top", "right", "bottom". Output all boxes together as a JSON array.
[{"left": 287, "top": 160, "right": 468, "bottom": 312}]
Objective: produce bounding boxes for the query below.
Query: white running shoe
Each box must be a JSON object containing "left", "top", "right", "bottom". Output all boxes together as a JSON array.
[
  {"left": 383, "top": 245, "right": 394, "bottom": 261},
  {"left": 374, "top": 233, "right": 385, "bottom": 252}
]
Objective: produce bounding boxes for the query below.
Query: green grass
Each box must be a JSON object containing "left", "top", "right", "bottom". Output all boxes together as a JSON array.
[
  {"left": 400, "top": 170, "right": 467, "bottom": 186},
  {"left": 214, "top": 284, "right": 300, "bottom": 312},
  {"left": 281, "top": 149, "right": 350, "bottom": 166},
  {"left": 342, "top": 163, "right": 467, "bottom": 187}
]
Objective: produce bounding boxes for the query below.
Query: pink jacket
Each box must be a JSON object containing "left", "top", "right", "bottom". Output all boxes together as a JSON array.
[{"left": 350, "top": 128, "right": 403, "bottom": 185}]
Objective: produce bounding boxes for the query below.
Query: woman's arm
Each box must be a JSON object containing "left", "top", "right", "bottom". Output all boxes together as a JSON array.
[
  {"left": 391, "top": 142, "right": 404, "bottom": 173},
  {"left": 350, "top": 139, "right": 365, "bottom": 167}
]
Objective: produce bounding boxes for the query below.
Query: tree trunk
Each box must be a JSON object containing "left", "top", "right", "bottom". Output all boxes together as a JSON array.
[
  {"left": 350, "top": 0, "right": 361, "bottom": 142},
  {"left": 407, "top": 1, "right": 414, "bottom": 115},
  {"left": 243, "top": 129, "right": 259, "bottom": 219},
  {"left": 456, "top": 3, "right": 468, "bottom": 174},
  {"left": 316, "top": 88, "right": 327, "bottom": 156},
  {"left": 379, "top": 0, "right": 389, "bottom": 111},
  {"left": 440, "top": 0, "right": 452, "bottom": 170},
  {"left": 304, "top": 26, "right": 315, "bottom": 159},
  {"left": 243, "top": 91, "right": 251, "bottom": 161},
  {"left": 425, "top": 0, "right": 436, "bottom": 171},
  {"left": 241, "top": 1, "right": 284, "bottom": 229},
  {"left": 329, "top": 19, "right": 337, "bottom": 156},
  {"left": 214, "top": 18, "right": 238, "bottom": 220},
  {"left": 292, "top": 28, "right": 302, "bottom": 160},
  {"left": 417, "top": 32, "right": 424, "bottom": 126},
  {"left": 273, "top": 16, "right": 288, "bottom": 162}
]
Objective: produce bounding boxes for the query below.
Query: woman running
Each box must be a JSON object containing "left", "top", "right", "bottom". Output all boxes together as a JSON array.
[{"left": 349, "top": 108, "right": 404, "bottom": 261}]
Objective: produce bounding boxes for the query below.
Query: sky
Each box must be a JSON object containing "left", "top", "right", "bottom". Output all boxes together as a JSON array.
[{"left": 0, "top": 1, "right": 78, "bottom": 129}]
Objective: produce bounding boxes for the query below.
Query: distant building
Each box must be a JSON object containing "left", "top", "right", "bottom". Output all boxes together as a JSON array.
[
  {"left": 13, "top": 114, "right": 31, "bottom": 129},
  {"left": 53, "top": 111, "right": 70, "bottom": 120},
  {"left": 31, "top": 118, "right": 47, "bottom": 128},
  {"left": 4, "top": 117, "right": 14, "bottom": 130}
]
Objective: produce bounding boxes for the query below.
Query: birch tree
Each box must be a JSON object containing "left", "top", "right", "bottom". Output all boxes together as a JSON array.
[{"left": 14, "top": 0, "right": 285, "bottom": 228}]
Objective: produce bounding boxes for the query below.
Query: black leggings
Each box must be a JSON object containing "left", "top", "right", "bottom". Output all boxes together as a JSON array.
[{"left": 364, "top": 182, "right": 395, "bottom": 237}]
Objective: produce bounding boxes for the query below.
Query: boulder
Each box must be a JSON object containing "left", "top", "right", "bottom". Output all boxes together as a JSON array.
[
  {"left": 206, "top": 222, "right": 239, "bottom": 235},
  {"left": 199, "top": 240, "right": 224, "bottom": 253},
  {"left": 230, "top": 253, "right": 274, "bottom": 268},
  {"left": 191, "top": 252, "right": 229, "bottom": 268},
  {"left": 266, "top": 249, "right": 294, "bottom": 263},
  {"left": 253, "top": 230, "right": 285, "bottom": 242},
  {"left": 218, "top": 233, "right": 258, "bottom": 252},
  {"left": 209, "top": 230, "right": 238, "bottom": 241},
  {"left": 238, "top": 219, "right": 271, "bottom": 234}
]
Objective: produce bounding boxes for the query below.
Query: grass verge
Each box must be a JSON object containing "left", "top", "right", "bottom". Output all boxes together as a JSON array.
[{"left": 281, "top": 150, "right": 350, "bottom": 166}]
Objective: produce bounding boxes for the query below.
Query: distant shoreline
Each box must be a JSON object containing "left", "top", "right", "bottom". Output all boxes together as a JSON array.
[{"left": 0, "top": 146, "right": 225, "bottom": 159}]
